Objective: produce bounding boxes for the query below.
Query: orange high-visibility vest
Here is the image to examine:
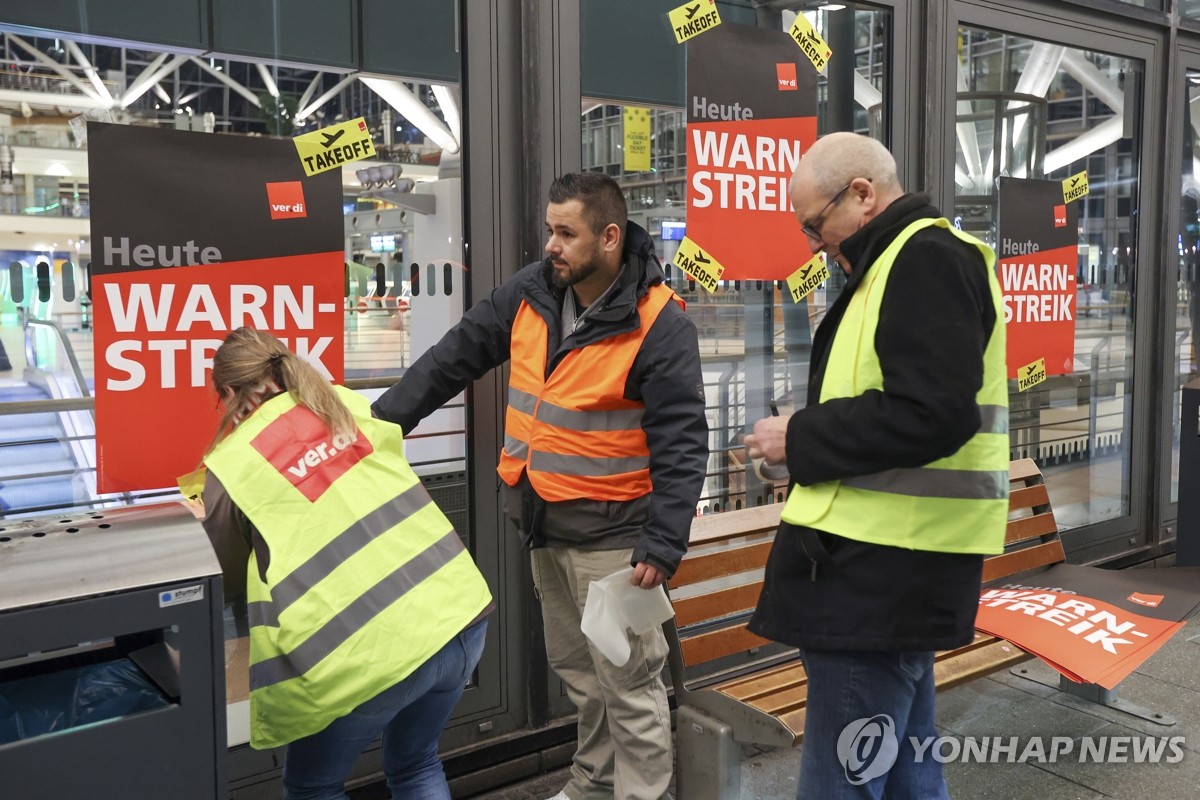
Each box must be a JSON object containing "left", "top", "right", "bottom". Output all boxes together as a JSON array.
[{"left": 497, "top": 282, "right": 680, "bottom": 501}]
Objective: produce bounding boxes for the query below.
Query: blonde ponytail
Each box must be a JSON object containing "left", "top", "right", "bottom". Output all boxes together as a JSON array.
[{"left": 206, "top": 327, "right": 353, "bottom": 454}]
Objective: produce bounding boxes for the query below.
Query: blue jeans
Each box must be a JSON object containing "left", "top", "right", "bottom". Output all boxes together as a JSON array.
[
  {"left": 797, "top": 649, "right": 949, "bottom": 800},
  {"left": 282, "top": 619, "right": 488, "bottom": 800}
]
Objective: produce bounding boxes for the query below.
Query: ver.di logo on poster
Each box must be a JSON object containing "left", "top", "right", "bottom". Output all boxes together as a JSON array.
[
  {"left": 776, "top": 62, "right": 798, "bottom": 90},
  {"left": 266, "top": 181, "right": 308, "bottom": 220}
]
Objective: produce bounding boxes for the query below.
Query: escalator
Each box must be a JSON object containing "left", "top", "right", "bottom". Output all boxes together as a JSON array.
[{"left": 0, "top": 380, "right": 86, "bottom": 513}]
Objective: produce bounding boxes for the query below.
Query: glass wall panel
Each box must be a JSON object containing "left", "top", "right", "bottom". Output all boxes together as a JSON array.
[
  {"left": 954, "top": 28, "right": 1138, "bottom": 530},
  {"left": 579, "top": 4, "right": 892, "bottom": 514},
  {"left": 0, "top": 31, "right": 467, "bottom": 520},
  {"left": 0, "top": 28, "right": 471, "bottom": 750},
  {"left": 1172, "top": 68, "right": 1200, "bottom": 502}
]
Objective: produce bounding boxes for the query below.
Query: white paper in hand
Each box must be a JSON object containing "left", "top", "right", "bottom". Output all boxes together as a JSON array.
[{"left": 580, "top": 567, "right": 675, "bottom": 666}]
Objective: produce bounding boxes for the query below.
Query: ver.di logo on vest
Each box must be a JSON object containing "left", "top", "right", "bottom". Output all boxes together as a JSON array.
[{"left": 250, "top": 405, "right": 372, "bottom": 501}]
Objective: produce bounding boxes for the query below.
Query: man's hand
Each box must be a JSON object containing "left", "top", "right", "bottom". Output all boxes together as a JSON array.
[
  {"left": 632, "top": 562, "right": 667, "bottom": 589},
  {"left": 745, "top": 414, "right": 789, "bottom": 466}
]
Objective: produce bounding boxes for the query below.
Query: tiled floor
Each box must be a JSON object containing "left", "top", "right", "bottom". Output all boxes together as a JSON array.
[{"left": 467, "top": 630, "right": 1200, "bottom": 800}]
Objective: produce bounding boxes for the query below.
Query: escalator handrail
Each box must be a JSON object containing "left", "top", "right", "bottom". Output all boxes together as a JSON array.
[{"left": 24, "top": 316, "right": 93, "bottom": 400}]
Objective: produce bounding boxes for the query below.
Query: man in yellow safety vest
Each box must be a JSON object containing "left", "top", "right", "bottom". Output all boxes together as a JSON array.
[{"left": 745, "top": 132, "right": 1008, "bottom": 800}]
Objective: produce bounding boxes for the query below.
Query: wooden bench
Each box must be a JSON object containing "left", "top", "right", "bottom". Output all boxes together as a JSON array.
[{"left": 666, "top": 458, "right": 1064, "bottom": 800}]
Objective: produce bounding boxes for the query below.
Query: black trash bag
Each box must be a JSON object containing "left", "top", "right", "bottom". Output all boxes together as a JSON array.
[
  {"left": 0, "top": 668, "right": 77, "bottom": 744},
  {"left": 0, "top": 692, "right": 23, "bottom": 743},
  {"left": 71, "top": 657, "right": 171, "bottom": 724},
  {"left": 0, "top": 658, "right": 169, "bottom": 745},
  {"left": 72, "top": 659, "right": 171, "bottom": 727}
]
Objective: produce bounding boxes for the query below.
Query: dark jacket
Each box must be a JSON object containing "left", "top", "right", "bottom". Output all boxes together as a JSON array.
[
  {"left": 371, "top": 222, "right": 708, "bottom": 577},
  {"left": 749, "top": 194, "right": 998, "bottom": 651}
]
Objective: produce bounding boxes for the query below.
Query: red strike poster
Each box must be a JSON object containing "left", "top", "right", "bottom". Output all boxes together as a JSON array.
[
  {"left": 975, "top": 563, "right": 1200, "bottom": 689},
  {"left": 88, "top": 123, "right": 344, "bottom": 493},
  {"left": 686, "top": 22, "right": 818, "bottom": 280},
  {"left": 996, "top": 177, "right": 1079, "bottom": 378}
]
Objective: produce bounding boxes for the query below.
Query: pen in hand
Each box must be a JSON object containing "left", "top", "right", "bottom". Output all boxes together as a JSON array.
[{"left": 752, "top": 400, "right": 786, "bottom": 482}]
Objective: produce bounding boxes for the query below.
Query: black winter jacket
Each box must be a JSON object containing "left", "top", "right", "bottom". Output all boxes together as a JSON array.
[
  {"left": 748, "top": 194, "right": 998, "bottom": 651},
  {"left": 371, "top": 222, "right": 709, "bottom": 577}
]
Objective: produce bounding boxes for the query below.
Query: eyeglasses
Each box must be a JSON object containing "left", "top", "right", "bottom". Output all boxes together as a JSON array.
[{"left": 800, "top": 183, "right": 853, "bottom": 243}]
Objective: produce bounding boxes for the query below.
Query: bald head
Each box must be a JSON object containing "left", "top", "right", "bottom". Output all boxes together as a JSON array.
[
  {"left": 792, "top": 132, "right": 904, "bottom": 199},
  {"left": 789, "top": 133, "right": 908, "bottom": 271}
]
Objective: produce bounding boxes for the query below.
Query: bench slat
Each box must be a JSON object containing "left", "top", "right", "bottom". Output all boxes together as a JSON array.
[
  {"left": 671, "top": 541, "right": 774, "bottom": 588},
  {"left": 1004, "top": 511, "right": 1058, "bottom": 545},
  {"left": 680, "top": 623, "right": 772, "bottom": 666},
  {"left": 688, "top": 505, "right": 781, "bottom": 549},
  {"left": 744, "top": 683, "right": 808, "bottom": 716},
  {"left": 1008, "top": 458, "right": 1042, "bottom": 484},
  {"left": 981, "top": 539, "right": 1066, "bottom": 583},
  {"left": 673, "top": 581, "right": 763, "bottom": 628},
  {"left": 935, "top": 632, "right": 999, "bottom": 657},
  {"left": 1009, "top": 482, "right": 1050, "bottom": 512},
  {"left": 932, "top": 637, "right": 1030, "bottom": 691},
  {"left": 715, "top": 660, "right": 805, "bottom": 701},
  {"left": 776, "top": 710, "right": 806, "bottom": 745}
]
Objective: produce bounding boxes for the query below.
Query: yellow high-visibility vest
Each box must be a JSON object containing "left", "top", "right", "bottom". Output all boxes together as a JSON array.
[
  {"left": 781, "top": 218, "right": 1009, "bottom": 554},
  {"left": 205, "top": 386, "right": 492, "bottom": 749}
]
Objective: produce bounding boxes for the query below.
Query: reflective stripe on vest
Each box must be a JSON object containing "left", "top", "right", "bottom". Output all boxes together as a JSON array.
[
  {"left": 839, "top": 405, "right": 1009, "bottom": 500},
  {"left": 502, "top": 387, "right": 648, "bottom": 464},
  {"left": 205, "top": 386, "right": 492, "bottom": 749},
  {"left": 249, "top": 529, "right": 463, "bottom": 689},
  {"left": 245, "top": 479, "right": 434, "bottom": 629},
  {"left": 497, "top": 282, "right": 679, "bottom": 501},
  {"left": 781, "top": 218, "right": 1010, "bottom": 555}
]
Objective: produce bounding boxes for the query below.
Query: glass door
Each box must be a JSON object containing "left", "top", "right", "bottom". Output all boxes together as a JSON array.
[
  {"left": 1161, "top": 36, "right": 1200, "bottom": 562},
  {"left": 562, "top": 0, "right": 904, "bottom": 718},
  {"left": 945, "top": 0, "right": 1163, "bottom": 562}
]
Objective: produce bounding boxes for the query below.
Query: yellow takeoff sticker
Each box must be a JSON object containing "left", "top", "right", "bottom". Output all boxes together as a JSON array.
[
  {"left": 788, "top": 14, "right": 832, "bottom": 73},
  {"left": 668, "top": 0, "right": 722, "bottom": 44},
  {"left": 1017, "top": 358, "right": 1047, "bottom": 392},
  {"left": 1062, "top": 170, "right": 1090, "bottom": 204},
  {"left": 177, "top": 466, "right": 207, "bottom": 518},
  {"left": 786, "top": 253, "right": 829, "bottom": 303},
  {"left": 177, "top": 466, "right": 206, "bottom": 501},
  {"left": 673, "top": 236, "right": 725, "bottom": 293},
  {"left": 294, "top": 117, "right": 377, "bottom": 177},
  {"left": 623, "top": 106, "right": 651, "bottom": 172}
]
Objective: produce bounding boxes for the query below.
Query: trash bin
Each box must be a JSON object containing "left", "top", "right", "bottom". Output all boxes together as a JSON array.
[{"left": 0, "top": 503, "right": 226, "bottom": 798}]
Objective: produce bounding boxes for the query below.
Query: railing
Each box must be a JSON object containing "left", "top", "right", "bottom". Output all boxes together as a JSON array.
[
  {"left": 25, "top": 316, "right": 93, "bottom": 400},
  {"left": 1, "top": 126, "right": 78, "bottom": 150},
  {"left": 0, "top": 295, "right": 1149, "bottom": 517}
]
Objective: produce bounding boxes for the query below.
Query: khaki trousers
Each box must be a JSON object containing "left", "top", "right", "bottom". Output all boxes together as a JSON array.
[{"left": 531, "top": 547, "right": 673, "bottom": 800}]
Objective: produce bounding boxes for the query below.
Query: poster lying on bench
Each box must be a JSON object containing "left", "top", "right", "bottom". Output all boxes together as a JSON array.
[{"left": 975, "top": 563, "right": 1200, "bottom": 689}]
